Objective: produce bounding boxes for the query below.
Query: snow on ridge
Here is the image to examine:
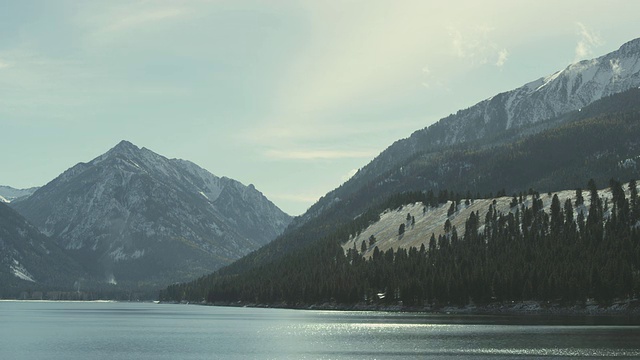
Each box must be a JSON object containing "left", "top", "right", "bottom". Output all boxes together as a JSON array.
[
  {"left": 535, "top": 70, "right": 564, "bottom": 91},
  {"left": 0, "top": 195, "right": 8, "bottom": 203},
  {"left": 444, "top": 39, "right": 640, "bottom": 137}
]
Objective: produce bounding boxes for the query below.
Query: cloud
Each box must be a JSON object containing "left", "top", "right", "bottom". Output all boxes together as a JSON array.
[
  {"left": 0, "top": 59, "right": 10, "bottom": 69},
  {"left": 448, "top": 25, "right": 507, "bottom": 67},
  {"left": 574, "top": 22, "right": 602, "bottom": 61},
  {"left": 265, "top": 149, "right": 376, "bottom": 160},
  {"left": 101, "top": 7, "right": 188, "bottom": 33},
  {"left": 267, "top": 192, "right": 322, "bottom": 204},
  {"left": 496, "top": 48, "right": 509, "bottom": 67},
  {"left": 77, "top": 2, "right": 192, "bottom": 47}
]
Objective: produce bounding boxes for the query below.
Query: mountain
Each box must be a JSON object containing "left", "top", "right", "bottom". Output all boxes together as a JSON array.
[
  {"left": 0, "top": 202, "right": 85, "bottom": 298},
  {"left": 313, "top": 38, "right": 640, "bottom": 214},
  {"left": 11, "top": 140, "right": 292, "bottom": 288},
  {"left": 164, "top": 176, "right": 640, "bottom": 307},
  {"left": 191, "top": 38, "right": 640, "bottom": 280},
  {"left": 0, "top": 186, "right": 39, "bottom": 203},
  {"left": 163, "top": 87, "right": 640, "bottom": 303},
  {"left": 357, "top": 37, "right": 640, "bottom": 180}
]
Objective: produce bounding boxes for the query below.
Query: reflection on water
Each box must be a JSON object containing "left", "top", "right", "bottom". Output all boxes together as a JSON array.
[{"left": 1, "top": 301, "right": 639, "bottom": 359}]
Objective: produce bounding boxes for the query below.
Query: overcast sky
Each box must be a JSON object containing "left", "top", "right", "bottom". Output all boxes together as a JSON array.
[{"left": 2, "top": 1, "right": 639, "bottom": 215}]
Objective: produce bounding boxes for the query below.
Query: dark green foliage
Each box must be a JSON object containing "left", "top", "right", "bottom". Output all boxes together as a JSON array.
[
  {"left": 575, "top": 188, "right": 584, "bottom": 206},
  {"left": 161, "top": 179, "right": 640, "bottom": 307}
]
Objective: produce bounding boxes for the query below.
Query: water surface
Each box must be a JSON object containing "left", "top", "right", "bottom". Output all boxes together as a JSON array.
[{"left": 1, "top": 301, "right": 639, "bottom": 359}]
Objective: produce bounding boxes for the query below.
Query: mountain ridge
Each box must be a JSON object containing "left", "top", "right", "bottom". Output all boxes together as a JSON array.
[
  {"left": 11, "top": 140, "right": 292, "bottom": 288},
  {"left": 208, "top": 39, "right": 640, "bottom": 279}
]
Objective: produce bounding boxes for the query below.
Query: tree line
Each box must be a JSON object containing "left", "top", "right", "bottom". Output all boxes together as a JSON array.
[{"left": 161, "top": 179, "right": 640, "bottom": 307}]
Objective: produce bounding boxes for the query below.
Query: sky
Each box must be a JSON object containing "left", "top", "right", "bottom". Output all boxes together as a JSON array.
[{"left": 1, "top": 1, "right": 640, "bottom": 216}]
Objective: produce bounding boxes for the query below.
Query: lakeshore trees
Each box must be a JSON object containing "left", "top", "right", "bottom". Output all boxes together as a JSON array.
[{"left": 161, "top": 179, "right": 640, "bottom": 307}]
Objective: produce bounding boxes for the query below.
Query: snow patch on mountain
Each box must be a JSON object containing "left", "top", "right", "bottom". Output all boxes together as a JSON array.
[
  {"left": 11, "top": 259, "right": 35, "bottom": 282},
  {"left": 410, "top": 38, "right": 640, "bottom": 147}
]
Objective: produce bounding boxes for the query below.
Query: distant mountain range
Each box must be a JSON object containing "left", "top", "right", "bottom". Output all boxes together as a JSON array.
[
  {"left": 6, "top": 141, "right": 291, "bottom": 294},
  {"left": 0, "top": 186, "right": 39, "bottom": 203}
]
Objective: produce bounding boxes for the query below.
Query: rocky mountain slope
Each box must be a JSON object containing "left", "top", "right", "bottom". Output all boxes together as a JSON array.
[
  {"left": 295, "top": 38, "right": 640, "bottom": 228},
  {"left": 216, "top": 87, "right": 640, "bottom": 278},
  {"left": 11, "top": 140, "right": 292, "bottom": 288},
  {"left": 289, "top": 38, "right": 640, "bottom": 224},
  {"left": 361, "top": 37, "right": 640, "bottom": 179},
  {"left": 0, "top": 202, "right": 85, "bottom": 297},
  {"left": 209, "top": 39, "right": 640, "bottom": 280}
]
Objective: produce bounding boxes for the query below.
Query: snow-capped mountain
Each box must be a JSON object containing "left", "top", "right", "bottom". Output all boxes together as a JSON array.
[
  {"left": 432, "top": 38, "right": 640, "bottom": 144},
  {"left": 0, "top": 202, "right": 84, "bottom": 296},
  {"left": 295, "top": 38, "right": 640, "bottom": 222},
  {"left": 0, "top": 186, "right": 39, "bottom": 203},
  {"left": 237, "top": 39, "right": 640, "bottom": 274},
  {"left": 11, "top": 140, "right": 292, "bottom": 287},
  {"left": 355, "top": 38, "right": 640, "bottom": 181}
]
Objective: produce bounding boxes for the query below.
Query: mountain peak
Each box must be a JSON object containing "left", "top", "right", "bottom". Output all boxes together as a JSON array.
[
  {"left": 109, "top": 140, "right": 139, "bottom": 154},
  {"left": 11, "top": 140, "right": 293, "bottom": 287}
]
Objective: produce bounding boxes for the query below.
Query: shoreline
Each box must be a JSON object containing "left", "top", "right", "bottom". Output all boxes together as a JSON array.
[{"left": 178, "top": 298, "right": 640, "bottom": 317}]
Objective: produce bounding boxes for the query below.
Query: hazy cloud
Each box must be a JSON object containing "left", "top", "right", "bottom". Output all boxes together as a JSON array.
[
  {"left": 496, "top": 48, "right": 509, "bottom": 67},
  {"left": 267, "top": 192, "right": 322, "bottom": 204},
  {"left": 102, "top": 7, "right": 187, "bottom": 33},
  {"left": 575, "top": 22, "right": 602, "bottom": 61},
  {"left": 448, "top": 25, "right": 507, "bottom": 67},
  {"left": 0, "top": 59, "right": 10, "bottom": 69},
  {"left": 265, "top": 149, "right": 376, "bottom": 161}
]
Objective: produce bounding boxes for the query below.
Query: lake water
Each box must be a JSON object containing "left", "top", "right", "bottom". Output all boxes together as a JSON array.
[{"left": 1, "top": 301, "right": 640, "bottom": 359}]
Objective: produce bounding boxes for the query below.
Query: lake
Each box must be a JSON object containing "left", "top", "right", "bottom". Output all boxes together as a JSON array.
[{"left": 1, "top": 301, "right": 640, "bottom": 359}]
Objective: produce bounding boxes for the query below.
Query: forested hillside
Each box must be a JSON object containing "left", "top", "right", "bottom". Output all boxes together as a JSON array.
[
  {"left": 194, "top": 89, "right": 640, "bottom": 279},
  {"left": 162, "top": 89, "right": 640, "bottom": 306},
  {"left": 161, "top": 178, "right": 640, "bottom": 307}
]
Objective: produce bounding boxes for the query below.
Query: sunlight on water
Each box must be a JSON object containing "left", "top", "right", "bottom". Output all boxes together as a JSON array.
[
  {"left": 462, "top": 347, "right": 640, "bottom": 357},
  {"left": 2, "top": 302, "right": 640, "bottom": 359}
]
